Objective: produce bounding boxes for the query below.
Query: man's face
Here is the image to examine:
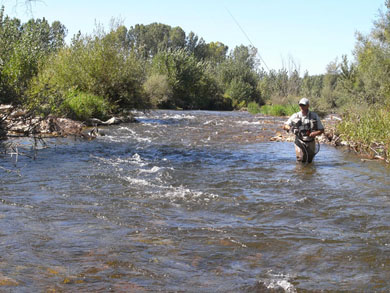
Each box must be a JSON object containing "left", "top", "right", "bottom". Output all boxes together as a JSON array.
[{"left": 299, "top": 104, "right": 309, "bottom": 111}]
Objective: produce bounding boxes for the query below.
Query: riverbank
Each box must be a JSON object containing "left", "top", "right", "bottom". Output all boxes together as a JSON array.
[{"left": 0, "top": 104, "right": 137, "bottom": 140}]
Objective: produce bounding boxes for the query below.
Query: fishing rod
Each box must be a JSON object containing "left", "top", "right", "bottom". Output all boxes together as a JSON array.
[{"left": 225, "top": 7, "right": 270, "bottom": 72}]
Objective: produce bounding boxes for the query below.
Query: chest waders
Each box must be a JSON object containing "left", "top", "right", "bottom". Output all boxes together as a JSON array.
[{"left": 291, "top": 112, "right": 320, "bottom": 163}]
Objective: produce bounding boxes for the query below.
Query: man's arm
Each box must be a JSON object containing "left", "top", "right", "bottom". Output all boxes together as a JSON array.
[
  {"left": 309, "top": 113, "right": 324, "bottom": 138},
  {"left": 309, "top": 129, "right": 324, "bottom": 138},
  {"left": 283, "top": 113, "right": 296, "bottom": 132}
]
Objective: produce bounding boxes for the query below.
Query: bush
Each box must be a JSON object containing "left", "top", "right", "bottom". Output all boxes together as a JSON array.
[
  {"left": 338, "top": 106, "right": 390, "bottom": 145},
  {"left": 225, "top": 78, "right": 253, "bottom": 109},
  {"left": 337, "top": 105, "right": 390, "bottom": 160},
  {"left": 27, "top": 26, "right": 148, "bottom": 116},
  {"left": 257, "top": 104, "right": 298, "bottom": 116},
  {"left": 247, "top": 101, "right": 262, "bottom": 114},
  {"left": 0, "top": 9, "right": 66, "bottom": 105},
  {"left": 150, "top": 49, "right": 223, "bottom": 109},
  {"left": 62, "top": 91, "right": 110, "bottom": 121},
  {"left": 143, "top": 73, "right": 172, "bottom": 108}
]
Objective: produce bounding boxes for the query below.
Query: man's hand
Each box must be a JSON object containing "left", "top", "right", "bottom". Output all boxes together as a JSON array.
[
  {"left": 309, "top": 130, "right": 324, "bottom": 138},
  {"left": 283, "top": 124, "right": 290, "bottom": 132}
]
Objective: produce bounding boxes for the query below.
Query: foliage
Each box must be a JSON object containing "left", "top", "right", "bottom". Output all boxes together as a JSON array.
[
  {"left": 217, "top": 45, "right": 262, "bottom": 109},
  {"left": 28, "top": 25, "right": 148, "bottom": 117},
  {"left": 128, "top": 23, "right": 186, "bottom": 59},
  {"left": 150, "top": 49, "right": 227, "bottom": 110},
  {"left": 247, "top": 101, "right": 262, "bottom": 114},
  {"left": 62, "top": 91, "right": 111, "bottom": 121},
  {"left": 337, "top": 105, "right": 390, "bottom": 159},
  {"left": 261, "top": 104, "right": 298, "bottom": 116},
  {"left": 143, "top": 73, "right": 172, "bottom": 108},
  {"left": 247, "top": 101, "right": 298, "bottom": 116},
  {"left": 0, "top": 6, "right": 66, "bottom": 104}
]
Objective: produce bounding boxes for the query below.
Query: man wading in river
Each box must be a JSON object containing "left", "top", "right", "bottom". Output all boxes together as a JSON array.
[{"left": 283, "top": 98, "right": 324, "bottom": 163}]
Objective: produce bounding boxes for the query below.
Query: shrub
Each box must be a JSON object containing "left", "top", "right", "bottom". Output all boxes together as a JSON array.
[
  {"left": 62, "top": 91, "right": 110, "bottom": 121},
  {"left": 150, "top": 49, "right": 223, "bottom": 109},
  {"left": 257, "top": 104, "right": 298, "bottom": 116},
  {"left": 247, "top": 101, "right": 262, "bottom": 114},
  {"left": 27, "top": 26, "right": 148, "bottom": 116},
  {"left": 143, "top": 73, "right": 172, "bottom": 108}
]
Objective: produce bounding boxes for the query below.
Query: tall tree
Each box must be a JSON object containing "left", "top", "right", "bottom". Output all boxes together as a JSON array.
[{"left": 353, "top": 0, "right": 390, "bottom": 105}]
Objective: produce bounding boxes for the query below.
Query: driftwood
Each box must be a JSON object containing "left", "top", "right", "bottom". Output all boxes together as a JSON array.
[
  {"left": 0, "top": 105, "right": 139, "bottom": 170},
  {"left": 0, "top": 104, "right": 137, "bottom": 139}
]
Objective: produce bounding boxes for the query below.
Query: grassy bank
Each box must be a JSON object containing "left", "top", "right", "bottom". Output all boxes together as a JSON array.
[
  {"left": 247, "top": 102, "right": 299, "bottom": 116},
  {"left": 337, "top": 106, "right": 390, "bottom": 162}
]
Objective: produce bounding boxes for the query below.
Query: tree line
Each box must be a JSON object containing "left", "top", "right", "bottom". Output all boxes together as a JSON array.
[{"left": 0, "top": 2, "right": 390, "bottom": 127}]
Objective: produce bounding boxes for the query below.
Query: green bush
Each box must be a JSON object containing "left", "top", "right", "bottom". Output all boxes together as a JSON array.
[
  {"left": 247, "top": 101, "right": 262, "bottom": 114},
  {"left": 0, "top": 8, "right": 66, "bottom": 104},
  {"left": 226, "top": 78, "right": 253, "bottom": 109},
  {"left": 338, "top": 106, "right": 390, "bottom": 144},
  {"left": 338, "top": 105, "right": 390, "bottom": 159},
  {"left": 27, "top": 26, "right": 148, "bottom": 116},
  {"left": 143, "top": 73, "right": 172, "bottom": 108},
  {"left": 150, "top": 49, "right": 223, "bottom": 109},
  {"left": 62, "top": 91, "right": 110, "bottom": 121},
  {"left": 256, "top": 104, "right": 298, "bottom": 116}
]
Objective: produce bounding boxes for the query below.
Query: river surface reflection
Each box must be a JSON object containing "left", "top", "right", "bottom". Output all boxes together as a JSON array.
[{"left": 1, "top": 110, "right": 390, "bottom": 292}]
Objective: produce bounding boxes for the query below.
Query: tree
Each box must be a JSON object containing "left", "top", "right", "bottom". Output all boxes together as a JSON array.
[
  {"left": 204, "top": 41, "right": 228, "bottom": 64},
  {"left": 128, "top": 23, "right": 186, "bottom": 59},
  {"left": 28, "top": 24, "right": 147, "bottom": 117},
  {"left": 353, "top": 0, "right": 390, "bottom": 105},
  {"left": 150, "top": 49, "right": 225, "bottom": 109},
  {"left": 0, "top": 7, "right": 67, "bottom": 104},
  {"left": 217, "top": 45, "right": 261, "bottom": 108}
]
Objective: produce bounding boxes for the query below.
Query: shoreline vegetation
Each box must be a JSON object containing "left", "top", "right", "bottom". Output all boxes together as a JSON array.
[{"left": 0, "top": 2, "right": 389, "bottom": 164}]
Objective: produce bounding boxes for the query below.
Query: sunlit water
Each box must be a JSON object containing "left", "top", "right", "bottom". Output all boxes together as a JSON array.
[{"left": 1, "top": 110, "right": 390, "bottom": 292}]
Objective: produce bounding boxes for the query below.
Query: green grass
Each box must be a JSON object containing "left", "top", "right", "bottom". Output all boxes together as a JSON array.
[
  {"left": 248, "top": 102, "right": 299, "bottom": 116},
  {"left": 337, "top": 105, "right": 390, "bottom": 160}
]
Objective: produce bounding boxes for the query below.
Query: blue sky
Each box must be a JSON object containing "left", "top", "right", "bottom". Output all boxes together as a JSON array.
[{"left": 1, "top": 0, "right": 386, "bottom": 75}]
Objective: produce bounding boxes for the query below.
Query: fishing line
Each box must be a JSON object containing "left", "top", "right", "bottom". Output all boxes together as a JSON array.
[{"left": 225, "top": 7, "right": 270, "bottom": 72}]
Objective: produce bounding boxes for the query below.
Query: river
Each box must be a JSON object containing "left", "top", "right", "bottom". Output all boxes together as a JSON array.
[{"left": 1, "top": 110, "right": 390, "bottom": 292}]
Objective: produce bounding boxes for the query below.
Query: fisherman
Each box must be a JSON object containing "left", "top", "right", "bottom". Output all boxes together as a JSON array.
[{"left": 283, "top": 98, "right": 324, "bottom": 163}]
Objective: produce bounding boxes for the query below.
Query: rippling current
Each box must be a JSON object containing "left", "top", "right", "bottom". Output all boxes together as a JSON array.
[{"left": 1, "top": 110, "right": 390, "bottom": 292}]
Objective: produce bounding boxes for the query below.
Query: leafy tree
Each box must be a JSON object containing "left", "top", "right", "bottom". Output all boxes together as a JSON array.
[
  {"left": 143, "top": 73, "right": 172, "bottom": 108},
  {"left": 204, "top": 41, "right": 228, "bottom": 64},
  {"left": 28, "top": 25, "right": 147, "bottom": 117},
  {"left": 217, "top": 45, "right": 261, "bottom": 108},
  {"left": 353, "top": 0, "right": 390, "bottom": 105},
  {"left": 287, "top": 69, "right": 301, "bottom": 97},
  {"left": 150, "top": 49, "right": 226, "bottom": 109},
  {"left": 301, "top": 72, "right": 323, "bottom": 100},
  {"left": 128, "top": 23, "right": 186, "bottom": 59},
  {"left": 0, "top": 7, "right": 66, "bottom": 104},
  {"left": 185, "top": 31, "right": 207, "bottom": 59}
]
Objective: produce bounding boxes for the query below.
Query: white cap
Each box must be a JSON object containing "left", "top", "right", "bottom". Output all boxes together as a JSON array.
[{"left": 298, "top": 98, "right": 309, "bottom": 106}]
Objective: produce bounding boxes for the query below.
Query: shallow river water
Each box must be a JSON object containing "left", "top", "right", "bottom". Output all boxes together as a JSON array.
[{"left": 1, "top": 110, "right": 390, "bottom": 292}]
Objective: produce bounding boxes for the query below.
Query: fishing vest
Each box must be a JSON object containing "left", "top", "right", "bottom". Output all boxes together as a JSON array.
[{"left": 291, "top": 112, "right": 318, "bottom": 142}]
